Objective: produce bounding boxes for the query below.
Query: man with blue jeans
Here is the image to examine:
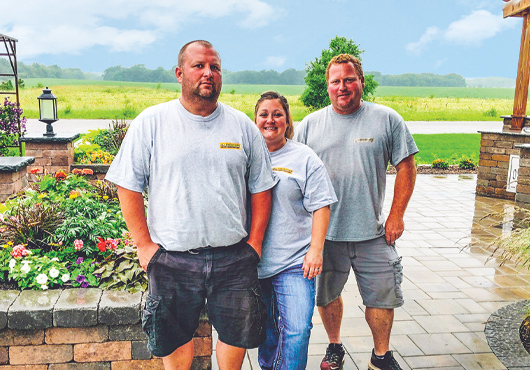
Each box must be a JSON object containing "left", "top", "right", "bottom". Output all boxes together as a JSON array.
[
  {"left": 106, "top": 40, "right": 278, "bottom": 370},
  {"left": 294, "top": 54, "right": 418, "bottom": 370}
]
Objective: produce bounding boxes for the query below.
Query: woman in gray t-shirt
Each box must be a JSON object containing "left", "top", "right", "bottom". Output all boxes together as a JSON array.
[{"left": 254, "top": 92, "right": 337, "bottom": 370}]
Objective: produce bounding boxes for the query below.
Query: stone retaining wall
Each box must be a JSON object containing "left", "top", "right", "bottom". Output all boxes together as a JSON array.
[
  {"left": 0, "top": 157, "right": 35, "bottom": 202},
  {"left": 0, "top": 289, "right": 212, "bottom": 369}
]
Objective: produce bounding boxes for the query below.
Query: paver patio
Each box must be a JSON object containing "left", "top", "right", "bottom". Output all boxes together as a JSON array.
[{"left": 212, "top": 174, "right": 530, "bottom": 370}]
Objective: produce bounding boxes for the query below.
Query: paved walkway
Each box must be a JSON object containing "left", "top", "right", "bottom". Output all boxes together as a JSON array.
[{"left": 212, "top": 174, "right": 529, "bottom": 370}]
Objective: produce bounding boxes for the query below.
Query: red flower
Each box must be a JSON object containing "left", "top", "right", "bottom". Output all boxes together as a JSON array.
[
  {"left": 72, "top": 168, "right": 82, "bottom": 175},
  {"left": 82, "top": 168, "right": 94, "bottom": 175},
  {"left": 97, "top": 237, "right": 107, "bottom": 252},
  {"left": 30, "top": 168, "right": 40, "bottom": 174},
  {"left": 55, "top": 171, "right": 67, "bottom": 180}
]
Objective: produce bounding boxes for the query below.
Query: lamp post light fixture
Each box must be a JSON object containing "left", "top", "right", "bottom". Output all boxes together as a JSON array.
[{"left": 37, "top": 87, "right": 58, "bottom": 137}]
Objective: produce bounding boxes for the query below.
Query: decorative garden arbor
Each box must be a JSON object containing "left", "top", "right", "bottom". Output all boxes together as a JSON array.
[
  {"left": 0, "top": 34, "right": 22, "bottom": 155},
  {"left": 503, "top": 0, "right": 530, "bottom": 131}
]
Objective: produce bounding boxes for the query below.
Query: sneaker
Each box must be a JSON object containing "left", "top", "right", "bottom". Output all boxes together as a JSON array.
[
  {"left": 368, "top": 350, "right": 403, "bottom": 370},
  {"left": 321, "top": 343, "right": 345, "bottom": 370}
]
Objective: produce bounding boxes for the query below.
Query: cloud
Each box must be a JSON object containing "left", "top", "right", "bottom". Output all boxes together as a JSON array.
[
  {"left": 406, "top": 10, "right": 518, "bottom": 54},
  {"left": 264, "top": 56, "right": 287, "bottom": 68},
  {"left": 434, "top": 58, "right": 448, "bottom": 69},
  {"left": 0, "top": 0, "right": 281, "bottom": 58},
  {"left": 406, "top": 26, "right": 441, "bottom": 54}
]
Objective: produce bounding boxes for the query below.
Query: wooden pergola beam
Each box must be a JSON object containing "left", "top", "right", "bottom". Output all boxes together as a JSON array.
[{"left": 504, "top": 0, "right": 530, "bottom": 17}]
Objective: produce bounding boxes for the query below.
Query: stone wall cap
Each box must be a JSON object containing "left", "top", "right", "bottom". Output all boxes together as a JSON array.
[
  {"left": 98, "top": 290, "right": 143, "bottom": 326},
  {"left": 516, "top": 144, "right": 530, "bottom": 149},
  {"left": 70, "top": 164, "right": 110, "bottom": 174},
  {"left": 53, "top": 288, "right": 102, "bottom": 328},
  {"left": 479, "top": 130, "right": 530, "bottom": 136},
  {"left": 8, "top": 289, "right": 61, "bottom": 330},
  {"left": 0, "top": 290, "right": 20, "bottom": 330},
  {"left": 20, "top": 133, "right": 80, "bottom": 143},
  {"left": 0, "top": 156, "right": 35, "bottom": 172}
]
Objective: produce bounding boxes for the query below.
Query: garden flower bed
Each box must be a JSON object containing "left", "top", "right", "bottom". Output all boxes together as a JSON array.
[
  {"left": 0, "top": 170, "right": 213, "bottom": 369},
  {"left": 0, "top": 170, "right": 145, "bottom": 293}
]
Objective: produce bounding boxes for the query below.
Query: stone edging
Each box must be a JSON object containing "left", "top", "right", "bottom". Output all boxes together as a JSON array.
[
  {"left": 0, "top": 289, "right": 212, "bottom": 369},
  {"left": 0, "top": 289, "right": 143, "bottom": 330},
  {"left": 485, "top": 299, "right": 530, "bottom": 369}
]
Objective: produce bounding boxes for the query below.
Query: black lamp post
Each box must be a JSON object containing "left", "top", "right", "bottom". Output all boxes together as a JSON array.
[{"left": 38, "top": 87, "right": 58, "bottom": 137}]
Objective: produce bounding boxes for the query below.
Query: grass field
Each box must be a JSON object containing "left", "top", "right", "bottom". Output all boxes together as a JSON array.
[
  {"left": 6, "top": 79, "right": 524, "bottom": 122},
  {"left": 412, "top": 133, "right": 481, "bottom": 165}
]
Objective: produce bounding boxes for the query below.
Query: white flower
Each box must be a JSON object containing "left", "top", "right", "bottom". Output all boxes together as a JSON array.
[
  {"left": 49, "top": 268, "right": 60, "bottom": 278},
  {"left": 51, "top": 257, "right": 59, "bottom": 262},
  {"left": 40, "top": 285, "right": 48, "bottom": 290},
  {"left": 61, "top": 274, "right": 70, "bottom": 283},
  {"left": 36, "top": 273, "right": 48, "bottom": 285},
  {"left": 8, "top": 259, "right": 16, "bottom": 271},
  {"left": 21, "top": 260, "right": 31, "bottom": 264},
  {"left": 20, "top": 263, "right": 31, "bottom": 274}
]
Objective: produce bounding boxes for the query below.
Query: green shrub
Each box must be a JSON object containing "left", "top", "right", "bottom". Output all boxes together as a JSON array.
[
  {"left": 0, "top": 80, "right": 14, "bottom": 91},
  {"left": 483, "top": 108, "right": 498, "bottom": 117},
  {"left": 458, "top": 157, "right": 476, "bottom": 170},
  {"left": 93, "top": 119, "right": 128, "bottom": 155},
  {"left": 431, "top": 158, "right": 449, "bottom": 170}
]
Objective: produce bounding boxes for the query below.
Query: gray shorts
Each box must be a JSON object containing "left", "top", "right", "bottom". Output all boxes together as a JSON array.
[{"left": 316, "top": 236, "right": 404, "bottom": 309}]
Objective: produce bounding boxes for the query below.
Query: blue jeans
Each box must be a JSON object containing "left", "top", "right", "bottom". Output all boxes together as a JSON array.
[{"left": 258, "top": 264, "right": 315, "bottom": 370}]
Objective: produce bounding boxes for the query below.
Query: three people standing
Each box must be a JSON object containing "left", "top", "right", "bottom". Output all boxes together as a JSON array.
[{"left": 108, "top": 39, "right": 418, "bottom": 370}]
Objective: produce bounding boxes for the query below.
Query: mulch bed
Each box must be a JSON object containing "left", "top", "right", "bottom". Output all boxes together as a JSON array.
[{"left": 387, "top": 165, "right": 477, "bottom": 175}]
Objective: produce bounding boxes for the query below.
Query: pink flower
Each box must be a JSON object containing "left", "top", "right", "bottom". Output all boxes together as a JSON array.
[
  {"left": 11, "top": 244, "right": 29, "bottom": 258},
  {"left": 74, "top": 239, "right": 84, "bottom": 251}
]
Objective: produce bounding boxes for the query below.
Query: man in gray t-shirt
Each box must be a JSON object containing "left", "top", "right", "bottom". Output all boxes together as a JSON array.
[
  {"left": 294, "top": 54, "right": 418, "bottom": 370},
  {"left": 106, "top": 40, "right": 277, "bottom": 370}
]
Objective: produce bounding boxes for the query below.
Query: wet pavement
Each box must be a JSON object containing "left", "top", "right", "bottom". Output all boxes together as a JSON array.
[{"left": 213, "top": 174, "right": 530, "bottom": 370}]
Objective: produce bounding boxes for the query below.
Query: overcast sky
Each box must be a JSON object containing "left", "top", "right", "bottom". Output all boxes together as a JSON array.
[{"left": 0, "top": 0, "right": 524, "bottom": 78}]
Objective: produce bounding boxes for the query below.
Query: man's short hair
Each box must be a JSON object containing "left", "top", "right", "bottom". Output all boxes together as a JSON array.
[
  {"left": 178, "top": 40, "right": 219, "bottom": 67},
  {"left": 326, "top": 54, "right": 364, "bottom": 82}
]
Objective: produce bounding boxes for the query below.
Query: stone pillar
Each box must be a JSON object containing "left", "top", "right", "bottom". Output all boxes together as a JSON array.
[
  {"left": 515, "top": 143, "right": 530, "bottom": 208},
  {"left": 0, "top": 157, "right": 35, "bottom": 202},
  {"left": 476, "top": 130, "right": 530, "bottom": 199},
  {"left": 20, "top": 133, "right": 79, "bottom": 175}
]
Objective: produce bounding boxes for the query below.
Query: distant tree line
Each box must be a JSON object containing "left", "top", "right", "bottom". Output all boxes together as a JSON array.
[
  {"left": 103, "top": 65, "right": 176, "bottom": 82},
  {"left": 223, "top": 69, "right": 306, "bottom": 85},
  {"left": 0, "top": 58, "right": 467, "bottom": 87},
  {"left": 368, "top": 71, "right": 466, "bottom": 87},
  {"left": 101, "top": 65, "right": 306, "bottom": 85},
  {"left": 0, "top": 59, "right": 99, "bottom": 80}
]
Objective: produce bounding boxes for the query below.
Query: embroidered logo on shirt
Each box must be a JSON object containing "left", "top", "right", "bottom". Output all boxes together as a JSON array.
[
  {"left": 273, "top": 167, "right": 293, "bottom": 174},
  {"left": 219, "top": 142, "right": 241, "bottom": 149},
  {"left": 354, "top": 138, "right": 374, "bottom": 143}
]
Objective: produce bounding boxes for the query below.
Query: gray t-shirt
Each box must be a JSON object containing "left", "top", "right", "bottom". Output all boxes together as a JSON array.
[
  {"left": 258, "top": 140, "right": 337, "bottom": 279},
  {"left": 294, "top": 102, "right": 418, "bottom": 241},
  {"left": 106, "top": 99, "right": 278, "bottom": 251}
]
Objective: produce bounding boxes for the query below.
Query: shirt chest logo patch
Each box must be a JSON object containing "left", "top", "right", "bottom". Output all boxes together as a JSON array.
[
  {"left": 219, "top": 142, "right": 241, "bottom": 149},
  {"left": 273, "top": 167, "right": 293, "bottom": 174},
  {"left": 354, "top": 138, "right": 374, "bottom": 143}
]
